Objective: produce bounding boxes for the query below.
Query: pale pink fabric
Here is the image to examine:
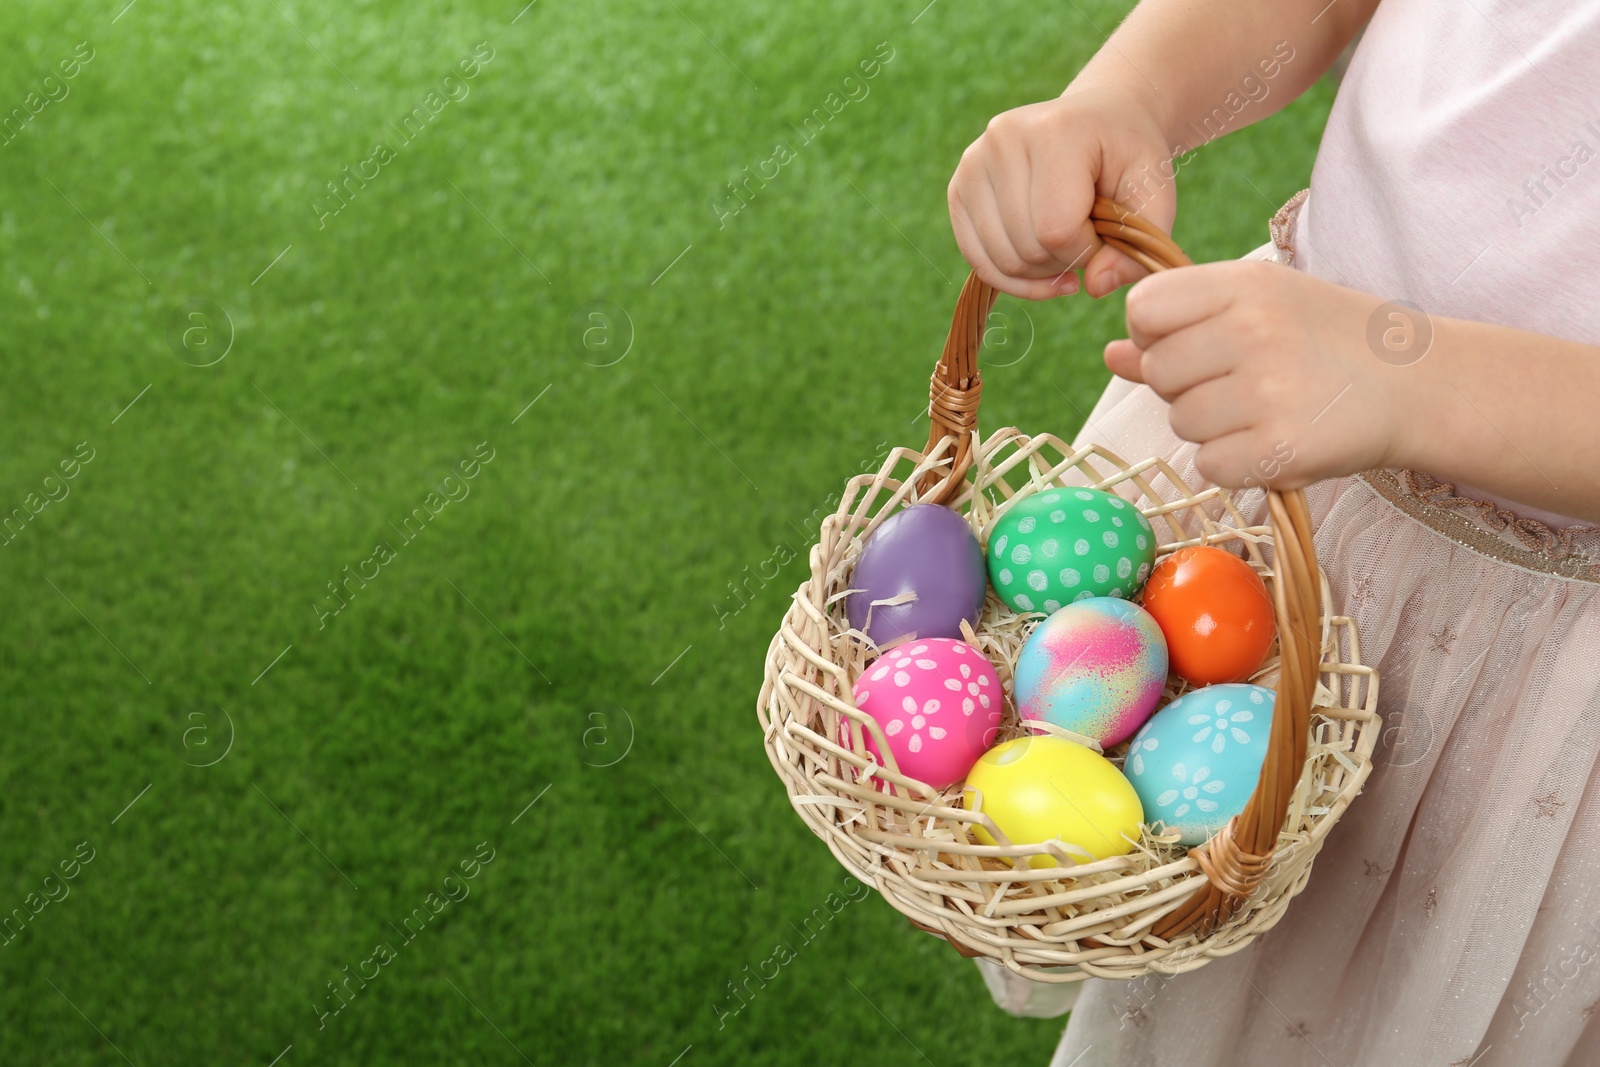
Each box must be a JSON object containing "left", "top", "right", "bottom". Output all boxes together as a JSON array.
[
  {"left": 1043, "top": 374, "right": 1600, "bottom": 1067},
  {"left": 1294, "top": 0, "right": 1600, "bottom": 528},
  {"left": 1027, "top": 6, "right": 1600, "bottom": 1063}
]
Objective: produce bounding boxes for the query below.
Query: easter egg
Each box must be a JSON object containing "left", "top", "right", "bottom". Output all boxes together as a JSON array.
[
  {"left": 963, "top": 736, "right": 1144, "bottom": 867},
  {"left": 1124, "top": 684, "right": 1275, "bottom": 846},
  {"left": 985, "top": 487, "right": 1157, "bottom": 614},
  {"left": 848, "top": 639, "right": 1003, "bottom": 790},
  {"left": 1140, "top": 546, "right": 1276, "bottom": 685},
  {"left": 1014, "top": 598, "right": 1168, "bottom": 747},
  {"left": 846, "top": 504, "right": 987, "bottom": 647}
]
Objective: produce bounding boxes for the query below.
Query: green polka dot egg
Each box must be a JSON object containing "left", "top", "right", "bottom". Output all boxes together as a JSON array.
[{"left": 985, "top": 487, "right": 1157, "bottom": 613}]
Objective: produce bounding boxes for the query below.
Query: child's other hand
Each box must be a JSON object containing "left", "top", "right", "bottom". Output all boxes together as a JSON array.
[
  {"left": 949, "top": 88, "right": 1175, "bottom": 301},
  {"left": 1106, "top": 261, "right": 1404, "bottom": 491}
]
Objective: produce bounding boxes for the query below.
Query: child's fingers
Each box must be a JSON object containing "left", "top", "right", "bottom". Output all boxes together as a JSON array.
[
  {"left": 1136, "top": 325, "right": 1237, "bottom": 400},
  {"left": 983, "top": 150, "right": 1057, "bottom": 276},
  {"left": 1194, "top": 430, "right": 1299, "bottom": 490},
  {"left": 951, "top": 183, "right": 1067, "bottom": 300},
  {"left": 1165, "top": 376, "right": 1252, "bottom": 445},
  {"left": 1124, "top": 264, "right": 1237, "bottom": 350},
  {"left": 1082, "top": 244, "right": 1148, "bottom": 298},
  {"left": 1084, "top": 185, "right": 1174, "bottom": 296},
  {"left": 953, "top": 183, "right": 1056, "bottom": 299},
  {"left": 1106, "top": 322, "right": 1237, "bottom": 400},
  {"left": 952, "top": 177, "right": 1018, "bottom": 277},
  {"left": 1103, "top": 338, "right": 1145, "bottom": 382},
  {"left": 1100, "top": 327, "right": 1235, "bottom": 398},
  {"left": 949, "top": 183, "right": 1011, "bottom": 290},
  {"left": 1027, "top": 147, "right": 1101, "bottom": 282}
]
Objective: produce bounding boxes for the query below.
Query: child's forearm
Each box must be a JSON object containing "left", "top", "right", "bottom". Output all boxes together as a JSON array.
[
  {"left": 1068, "top": 0, "right": 1379, "bottom": 156},
  {"left": 1392, "top": 318, "right": 1600, "bottom": 524}
]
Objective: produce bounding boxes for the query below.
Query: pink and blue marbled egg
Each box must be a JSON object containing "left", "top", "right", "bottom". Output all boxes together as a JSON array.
[{"left": 1014, "top": 598, "right": 1168, "bottom": 747}]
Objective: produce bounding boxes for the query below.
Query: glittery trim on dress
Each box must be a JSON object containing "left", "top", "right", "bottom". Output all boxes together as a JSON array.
[
  {"left": 1269, "top": 188, "right": 1310, "bottom": 267},
  {"left": 1357, "top": 470, "right": 1600, "bottom": 582}
]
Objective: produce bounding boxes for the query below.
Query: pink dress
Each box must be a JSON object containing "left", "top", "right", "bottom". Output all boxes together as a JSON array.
[{"left": 1030, "top": 3, "right": 1600, "bottom": 1064}]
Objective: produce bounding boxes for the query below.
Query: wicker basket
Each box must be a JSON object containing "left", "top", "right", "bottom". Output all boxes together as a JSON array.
[{"left": 758, "top": 199, "right": 1382, "bottom": 982}]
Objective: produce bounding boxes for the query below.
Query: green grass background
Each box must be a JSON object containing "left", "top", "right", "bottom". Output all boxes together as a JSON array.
[{"left": 0, "top": 1, "right": 1332, "bottom": 1063}]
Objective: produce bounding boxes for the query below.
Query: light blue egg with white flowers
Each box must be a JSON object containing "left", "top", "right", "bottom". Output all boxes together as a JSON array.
[{"left": 1123, "top": 683, "right": 1274, "bottom": 846}]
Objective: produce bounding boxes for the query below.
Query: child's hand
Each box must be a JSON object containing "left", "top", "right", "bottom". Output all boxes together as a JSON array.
[
  {"left": 948, "top": 86, "right": 1175, "bottom": 301},
  {"left": 1106, "top": 261, "right": 1405, "bottom": 491}
]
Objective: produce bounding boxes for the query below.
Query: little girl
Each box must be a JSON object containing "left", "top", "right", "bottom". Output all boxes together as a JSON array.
[{"left": 949, "top": 1, "right": 1600, "bottom": 1064}]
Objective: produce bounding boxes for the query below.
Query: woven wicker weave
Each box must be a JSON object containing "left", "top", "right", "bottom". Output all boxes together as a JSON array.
[{"left": 758, "top": 199, "right": 1380, "bottom": 982}]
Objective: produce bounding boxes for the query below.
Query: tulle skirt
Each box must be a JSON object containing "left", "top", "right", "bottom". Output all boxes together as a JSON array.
[{"left": 1028, "top": 302, "right": 1600, "bottom": 1066}]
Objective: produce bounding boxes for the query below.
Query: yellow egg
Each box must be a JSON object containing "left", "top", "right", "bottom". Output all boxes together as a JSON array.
[{"left": 963, "top": 736, "right": 1144, "bottom": 867}]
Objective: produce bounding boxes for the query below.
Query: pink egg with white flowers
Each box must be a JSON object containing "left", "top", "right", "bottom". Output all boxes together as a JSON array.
[{"left": 846, "top": 639, "right": 1003, "bottom": 790}]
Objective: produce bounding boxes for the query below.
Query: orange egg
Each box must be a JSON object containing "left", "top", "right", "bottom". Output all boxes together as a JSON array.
[{"left": 1139, "top": 546, "right": 1275, "bottom": 685}]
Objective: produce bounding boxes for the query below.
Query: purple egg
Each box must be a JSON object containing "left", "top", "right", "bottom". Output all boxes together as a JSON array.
[{"left": 846, "top": 504, "right": 987, "bottom": 647}]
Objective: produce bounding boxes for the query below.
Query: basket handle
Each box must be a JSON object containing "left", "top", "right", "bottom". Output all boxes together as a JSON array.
[{"left": 919, "top": 196, "right": 1321, "bottom": 941}]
